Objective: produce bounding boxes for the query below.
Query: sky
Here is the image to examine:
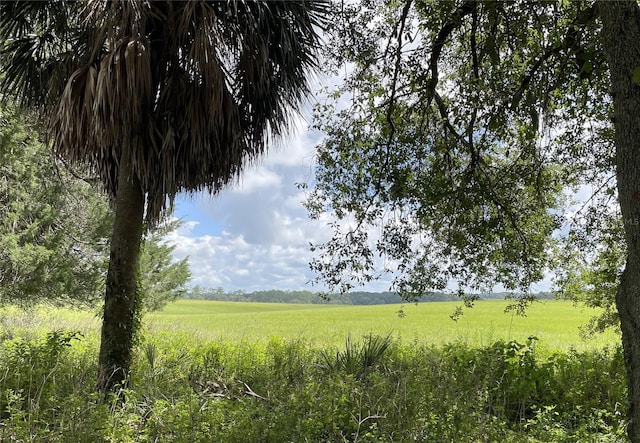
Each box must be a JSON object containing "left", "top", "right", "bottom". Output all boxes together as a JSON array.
[
  {"left": 161, "top": 76, "right": 562, "bottom": 295},
  {"left": 165, "top": 112, "right": 394, "bottom": 293},
  {"left": 162, "top": 98, "right": 563, "bottom": 294},
  {"left": 164, "top": 109, "right": 558, "bottom": 295}
]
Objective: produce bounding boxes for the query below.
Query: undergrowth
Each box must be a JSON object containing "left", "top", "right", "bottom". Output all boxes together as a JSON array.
[{"left": 0, "top": 329, "right": 629, "bottom": 442}]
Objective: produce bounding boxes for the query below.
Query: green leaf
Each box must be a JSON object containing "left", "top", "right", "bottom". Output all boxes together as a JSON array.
[{"left": 633, "top": 66, "right": 640, "bottom": 84}]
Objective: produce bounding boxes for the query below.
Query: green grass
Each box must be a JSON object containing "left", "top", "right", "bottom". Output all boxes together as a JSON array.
[
  {"left": 0, "top": 299, "right": 628, "bottom": 442},
  {"left": 144, "top": 299, "right": 619, "bottom": 352},
  {"left": 1, "top": 299, "right": 619, "bottom": 352}
]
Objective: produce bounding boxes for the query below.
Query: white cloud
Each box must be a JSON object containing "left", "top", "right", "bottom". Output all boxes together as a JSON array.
[
  {"left": 235, "top": 166, "right": 282, "bottom": 194},
  {"left": 165, "top": 80, "right": 396, "bottom": 294},
  {"left": 165, "top": 221, "right": 328, "bottom": 291},
  {"left": 166, "top": 124, "right": 342, "bottom": 292}
]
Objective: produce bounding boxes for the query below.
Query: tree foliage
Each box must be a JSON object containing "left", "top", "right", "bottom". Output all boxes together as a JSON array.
[
  {"left": 0, "top": 0, "right": 329, "bottom": 225},
  {"left": 138, "top": 220, "right": 190, "bottom": 313},
  {"left": 307, "top": 0, "right": 615, "bottom": 301},
  {"left": 0, "top": 104, "right": 110, "bottom": 305},
  {"left": 0, "top": 104, "right": 190, "bottom": 311}
]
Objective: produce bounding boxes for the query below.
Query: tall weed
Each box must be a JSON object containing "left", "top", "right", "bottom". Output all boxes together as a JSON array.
[
  {"left": 320, "top": 333, "right": 393, "bottom": 380},
  {"left": 0, "top": 327, "right": 629, "bottom": 442}
]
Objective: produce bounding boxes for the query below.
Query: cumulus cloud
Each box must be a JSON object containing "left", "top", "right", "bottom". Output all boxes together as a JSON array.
[
  {"left": 165, "top": 100, "right": 402, "bottom": 293},
  {"left": 166, "top": 121, "right": 344, "bottom": 292},
  {"left": 165, "top": 220, "right": 329, "bottom": 291},
  {"left": 235, "top": 167, "right": 282, "bottom": 194}
]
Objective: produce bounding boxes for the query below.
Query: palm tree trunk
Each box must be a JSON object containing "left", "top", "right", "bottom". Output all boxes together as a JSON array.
[
  {"left": 599, "top": 1, "right": 640, "bottom": 441},
  {"left": 97, "top": 146, "right": 145, "bottom": 394}
]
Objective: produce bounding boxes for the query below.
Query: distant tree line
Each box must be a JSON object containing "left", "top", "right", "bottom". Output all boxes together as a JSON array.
[{"left": 182, "top": 287, "right": 555, "bottom": 305}]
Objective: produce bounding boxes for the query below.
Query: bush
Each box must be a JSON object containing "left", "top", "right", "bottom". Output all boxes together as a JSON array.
[
  {"left": 0, "top": 329, "right": 629, "bottom": 442},
  {"left": 319, "top": 333, "right": 393, "bottom": 380}
]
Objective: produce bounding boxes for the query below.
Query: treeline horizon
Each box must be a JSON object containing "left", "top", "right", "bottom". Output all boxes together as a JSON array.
[{"left": 182, "top": 286, "right": 556, "bottom": 305}]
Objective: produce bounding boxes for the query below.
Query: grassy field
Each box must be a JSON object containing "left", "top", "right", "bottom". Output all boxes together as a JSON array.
[
  {"left": 140, "top": 299, "right": 618, "bottom": 351},
  {"left": 0, "top": 299, "right": 628, "bottom": 442},
  {"left": 1, "top": 299, "right": 619, "bottom": 351},
  {"left": 146, "top": 299, "right": 619, "bottom": 352}
]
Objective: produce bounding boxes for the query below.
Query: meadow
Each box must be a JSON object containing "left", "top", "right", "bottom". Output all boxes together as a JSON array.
[
  {"left": 145, "top": 299, "right": 620, "bottom": 352},
  {"left": 2, "top": 298, "right": 618, "bottom": 349},
  {"left": 0, "top": 299, "right": 629, "bottom": 442}
]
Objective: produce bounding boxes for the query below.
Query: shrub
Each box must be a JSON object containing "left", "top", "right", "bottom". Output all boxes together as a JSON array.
[
  {"left": 319, "top": 333, "right": 393, "bottom": 380},
  {"left": 0, "top": 329, "right": 629, "bottom": 442}
]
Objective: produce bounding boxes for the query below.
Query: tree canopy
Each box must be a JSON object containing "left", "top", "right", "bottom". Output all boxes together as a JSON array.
[
  {"left": 308, "top": 0, "right": 615, "bottom": 301},
  {"left": 0, "top": 0, "right": 328, "bottom": 225},
  {"left": 308, "top": 1, "right": 640, "bottom": 440},
  {"left": 0, "top": 103, "right": 190, "bottom": 310},
  {"left": 0, "top": 104, "right": 110, "bottom": 305}
]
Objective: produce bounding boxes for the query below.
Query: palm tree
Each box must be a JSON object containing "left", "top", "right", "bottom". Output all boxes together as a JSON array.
[{"left": 0, "top": 0, "right": 327, "bottom": 393}]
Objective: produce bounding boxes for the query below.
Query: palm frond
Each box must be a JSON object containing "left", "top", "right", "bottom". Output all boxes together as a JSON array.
[
  {"left": 1, "top": 0, "right": 328, "bottom": 226},
  {"left": 0, "top": 1, "right": 86, "bottom": 109}
]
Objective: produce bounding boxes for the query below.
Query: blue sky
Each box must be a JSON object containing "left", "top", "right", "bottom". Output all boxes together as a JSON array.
[
  {"left": 165, "top": 121, "right": 558, "bottom": 294},
  {"left": 159, "top": 66, "right": 391, "bottom": 293},
  {"left": 164, "top": 119, "right": 398, "bottom": 293},
  {"left": 173, "top": 196, "right": 224, "bottom": 238},
  {"left": 162, "top": 83, "right": 561, "bottom": 294}
]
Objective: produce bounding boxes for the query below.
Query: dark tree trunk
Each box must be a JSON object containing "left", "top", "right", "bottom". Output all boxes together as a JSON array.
[
  {"left": 599, "top": 2, "right": 640, "bottom": 441},
  {"left": 97, "top": 148, "right": 145, "bottom": 394}
]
